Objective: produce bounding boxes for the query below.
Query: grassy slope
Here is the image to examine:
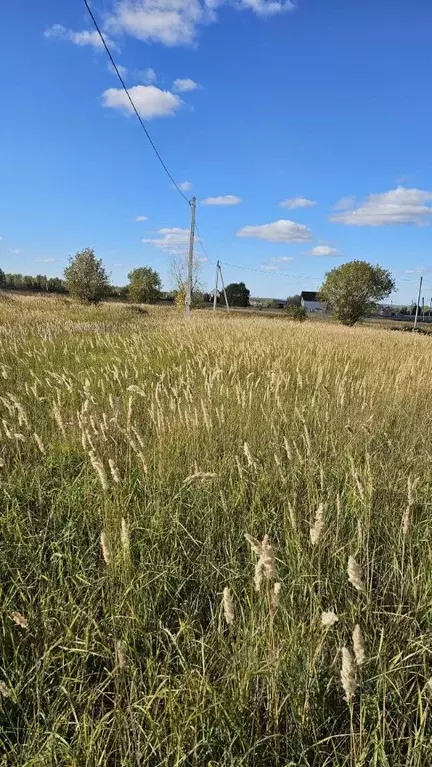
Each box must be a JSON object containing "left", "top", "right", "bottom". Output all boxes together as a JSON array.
[{"left": 0, "top": 295, "right": 431, "bottom": 766}]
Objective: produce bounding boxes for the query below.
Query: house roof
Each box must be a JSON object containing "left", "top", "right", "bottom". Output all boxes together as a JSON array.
[{"left": 301, "top": 291, "right": 319, "bottom": 302}]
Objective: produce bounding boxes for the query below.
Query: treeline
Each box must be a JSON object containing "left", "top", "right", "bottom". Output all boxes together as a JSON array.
[{"left": 0, "top": 269, "right": 67, "bottom": 294}]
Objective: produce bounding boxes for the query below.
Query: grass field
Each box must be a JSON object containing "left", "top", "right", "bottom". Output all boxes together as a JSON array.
[{"left": 0, "top": 294, "right": 431, "bottom": 766}]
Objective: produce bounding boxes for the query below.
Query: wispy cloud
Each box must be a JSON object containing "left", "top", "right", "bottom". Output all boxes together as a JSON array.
[
  {"left": 36, "top": 258, "right": 57, "bottom": 263},
  {"left": 44, "top": 24, "right": 118, "bottom": 51},
  {"left": 135, "top": 67, "right": 157, "bottom": 84},
  {"left": 143, "top": 226, "right": 199, "bottom": 254},
  {"left": 270, "top": 256, "right": 294, "bottom": 263},
  {"left": 108, "top": 62, "right": 128, "bottom": 78},
  {"left": 179, "top": 181, "right": 192, "bottom": 191},
  {"left": 279, "top": 197, "right": 316, "bottom": 209},
  {"left": 173, "top": 78, "right": 200, "bottom": 93},
  {"left": 9, "top": 248, "right": 22, "bottom": 255},
  {"left": 202, "top": 195, "right": 242, "bottom": 206},
  {"left": 308, "top": 245, "right": 341, "bottom": 256},
  {"left": 237, "top": 219, "right": 312, "bottom": 243},
  {"left": 136, "top": 215, "right": 149, "bottom": 222},
  {"left": 330, "top": 186, "right": 432, "bottom": 226}
]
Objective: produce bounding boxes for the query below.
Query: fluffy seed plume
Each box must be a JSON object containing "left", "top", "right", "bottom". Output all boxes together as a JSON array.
[
  {"left": 321, "top": 610, "right": 338, "bottom": 628},
  {"left": 89, "top": 451, "right": 109, "bottom": 491},
  {"left": 33, "top": 433, "right": 46, "bottom": 455},
  {"left": 341, "top": 646, "right": 356, "bottom": 703},
  {"left": 245, "top": 533, "right": 262, "bottom": 557},
  {"left": 310, "top": 502, "right": 325, "bottom": 545},
  {"left": 261, "top": 534, "right": 276, "bottom": 580},
  {"left": 347, "top": 555, "right": 365, "bottom": 592},
  {"left": 352, "top": 624, "right": 365, "bottom": 666},
  {"left": 100, "top": 531, "right": 111, "bottom": 565},
  {"left": 10, "top": 611, "right": 28, "bottom": 630},
  {"left": 402, "top": 504, "right": 412, "bottom": 537},
  {"left": 222, "top": 586, "right": 234, "bottom": 625},
  {"left": 115, "top": 639, "right": 127, "bottom": 669},
  {"left": 254, "top": 558, "right": 264, "bottom": 592},
  {"left": 108, "top": 458, "right": 121, "bottom": 483},
  {"left": 243, "top": 441, "right": 256, "bottom": 468},
  {"left": 271, "top": 582, "right": 282, "bottom": 613},
  {"left": 120, "top": 517, "right": 130, "bottom": 560},
  {"left": 0, "top": 681, "right": 11, "bottom": 698}
]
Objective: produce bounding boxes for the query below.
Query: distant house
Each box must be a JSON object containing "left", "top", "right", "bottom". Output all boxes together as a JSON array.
[{"left": 300, "top": 291, "right": 326, "bottom": 313}]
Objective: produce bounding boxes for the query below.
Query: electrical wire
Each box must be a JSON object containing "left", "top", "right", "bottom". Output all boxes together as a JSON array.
[{"left": 82, "top": 0, "right": 191, "bottom": 205}]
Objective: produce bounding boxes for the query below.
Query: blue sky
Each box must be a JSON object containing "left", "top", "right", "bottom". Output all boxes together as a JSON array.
[{"left": 1, "top": 0, "right": 432, "bottom": 302}]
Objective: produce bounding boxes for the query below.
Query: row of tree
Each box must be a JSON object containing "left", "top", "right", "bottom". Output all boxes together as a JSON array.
[{"left": 1, "top": 250, "right": 397, "bottom": 326}]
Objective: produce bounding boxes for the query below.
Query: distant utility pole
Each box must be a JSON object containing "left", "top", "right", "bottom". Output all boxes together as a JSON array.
[
  {"left": 213, "top": 260, "right": 219, "bottom": 311},
  {"left": 413, "top": 275, "right": 423, "bottom": 331},
  {"left": 186, "top": 196, "right": 196, "bottom": 320}
]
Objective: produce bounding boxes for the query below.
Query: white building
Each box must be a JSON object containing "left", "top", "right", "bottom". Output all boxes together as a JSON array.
[{"left": 300, "top": 291, "right": 327, "bottom": 313}]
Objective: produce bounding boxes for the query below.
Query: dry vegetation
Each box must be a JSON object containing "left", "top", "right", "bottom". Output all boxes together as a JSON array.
[{"left": 0, "top": 294, "right": 431, "bottom": 766}]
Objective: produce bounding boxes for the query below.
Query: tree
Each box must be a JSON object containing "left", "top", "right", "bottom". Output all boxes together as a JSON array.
[
  {"left": 128, "top": 266, "right": 161, "bottom": 304},
  {"left": 286, "top": 304, "right": 307, "bottom": 322},
  {"left": 64, "top": 248, "right": 110, "bottom": 304},
  {"left": 285, "top": 294, "right": 301, "bottom": 307},
  {"left": 319, "top": 260, "right": 395, "bottom": 326},
  {"left": 169, "top": 251, "right": 203, "bottom": 311},
  {"left": 225, "top": 282, "right": 250, "bottom": 307},
  {"left": 0, "top": 268, "right": 5, "bottom": 289}
]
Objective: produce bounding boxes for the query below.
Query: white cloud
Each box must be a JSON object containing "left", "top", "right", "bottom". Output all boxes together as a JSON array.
[
  {"left": 237, "top": 219, "right": 312, "bottom": 243},
  {"left": 239, "top": 0, "right": 295, "bottom": 15},
  {"left": 261, "top": 265, "right": 280, "bottom": 271},
  {"left": 270, "top": 256, "right": 294, "bottom": 263},
  {"left": 36, "top": 258, "right": 57, "bottom": 263},
  {"left": 135, "top": 67, "right": 157, "bottom": 84},
  {"left": 330, "top": 186, "right": 432, "bottom": 226},
  {"left": 279, "top": 196, "right": 316, "bottom": 209},
  {"left": 309, "top": 245, "right": 340, "bottom": 256},
  {"left": 105, "top": 0, "right": 296, "bottom": 47},
  {"left": 332, "top": 195, "right": 356, "bottom": 211},
  {"left": 201, "top": 195, "right": 242, "bottom": 206},
  {"left": 173, "top": 78, "right": 199, "bottom": 92},
  {"left": 0, "top": 236, "right": 3, "bottom": 242},
  {"left": 179, "top": 181, "right": 192, "bottom": 191},
  {"left": 108, "top": 62, "right": 128, "bottom": 78},
  {"left": 9, "top": 249, "right": 22, "bottom": 255},
  {"left": 44, "top": 24, "right": 118, "bottom": 51},
  {"left": 136, "top": 215, "right": 149, "bottom": 221},
  {"left": 143, "top": 226, "right": 197, "bottom": 254},
  {"left": 101, "top": 84, "right": 182, "bottom": 119}
]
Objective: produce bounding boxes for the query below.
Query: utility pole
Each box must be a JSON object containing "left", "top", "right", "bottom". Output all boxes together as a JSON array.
[
  {"left": 413, "top": 275, "right": 423, "bottom": 331},
  {"left": 218, "top": 262, "right": 230, "bottom": 312},
  {"left": 213, "top": 260, "right": 219, "bottom": 311},
  {"left": 186, "top": 196, "right": 196, "bottom": 320}
]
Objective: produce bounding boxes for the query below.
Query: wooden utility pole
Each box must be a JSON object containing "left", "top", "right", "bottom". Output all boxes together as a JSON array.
[
  {"left": 413, "top": 275, "right": 423, "bottom": 331},
  {"left": 218, "top": 262, "right": 230, "bottom": 312},
  {"left": 213, "top": 260, "right": 219, "bottom": 311},
  {"left": 186, "top": 196, "right": 196, "bottom": 320}
]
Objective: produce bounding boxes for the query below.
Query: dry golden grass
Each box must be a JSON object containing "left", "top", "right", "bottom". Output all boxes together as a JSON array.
[{"left": 0, "top": 294, "right": 431, "bottom": 766}]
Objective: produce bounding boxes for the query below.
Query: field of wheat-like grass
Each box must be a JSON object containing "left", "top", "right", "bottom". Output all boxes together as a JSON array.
[{"left": 0, "top": 295, "right": 431, "bottom": 766}]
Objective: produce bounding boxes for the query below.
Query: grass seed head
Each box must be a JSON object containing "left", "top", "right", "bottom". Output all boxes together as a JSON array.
[
  {"left": 10, "top": 611, "right": 28, "bottom": 630},
  {"left": 352, "top": 624, "right": 365, "bottom": 666},
  {"left": 120, "top": 517, "right": 130, "bottom": 559},
  {"left": 0, "top": 681, "right": 11, "bottom": 698},
  {"left": 100, "top": 531, "right": 111, "bottom": 565},
  {"left": 321, "top": 610, "right": 338, "bottom": 628},
  {"left": 222, "top": 586, "right": 234, "bottom": 625},
  {"left": 347, "top": 555, "right": 365, "bottom": 592},
  {"left": 341, "top": 646, "right": 356, "bottom": 704},
  {"left": 310, "top": 502, "right": 325, "bottom": 545}
]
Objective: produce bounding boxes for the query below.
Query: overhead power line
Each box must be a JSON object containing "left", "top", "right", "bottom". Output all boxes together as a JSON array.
[{"left": 82, "top": 0, "right": 190, "bottom": 205}]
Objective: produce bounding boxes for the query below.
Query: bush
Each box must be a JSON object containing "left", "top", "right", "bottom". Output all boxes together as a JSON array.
[{"left": 286, "top": 304, "right": 307, "bottom": 322}]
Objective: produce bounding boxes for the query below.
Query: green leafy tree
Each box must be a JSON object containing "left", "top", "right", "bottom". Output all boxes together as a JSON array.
[
  {"left": 0, "top": 268, "right": 5, "bottom": 289},
  {"left": 286, "top": 304, "right": 307, "bottom": 322},
  {"left": 225, "top": 282, "right": 250, "bottom": 307},
  {"left": 319, "top": 260, "right": 395, "bottom": 326},
  {"left": 285, "top": 294, "right": 301, "bottom": 307},
  {"left": 128, "top": 266, "right": 162, "bottom": 304},
  {"left": 64, "top": 248, "right": 110, "bottom": 304}
]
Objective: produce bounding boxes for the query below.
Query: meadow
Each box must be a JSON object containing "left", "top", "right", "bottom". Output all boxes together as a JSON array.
[{"left": 0, "top": 294, "right": 431, "bottom": 766}]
